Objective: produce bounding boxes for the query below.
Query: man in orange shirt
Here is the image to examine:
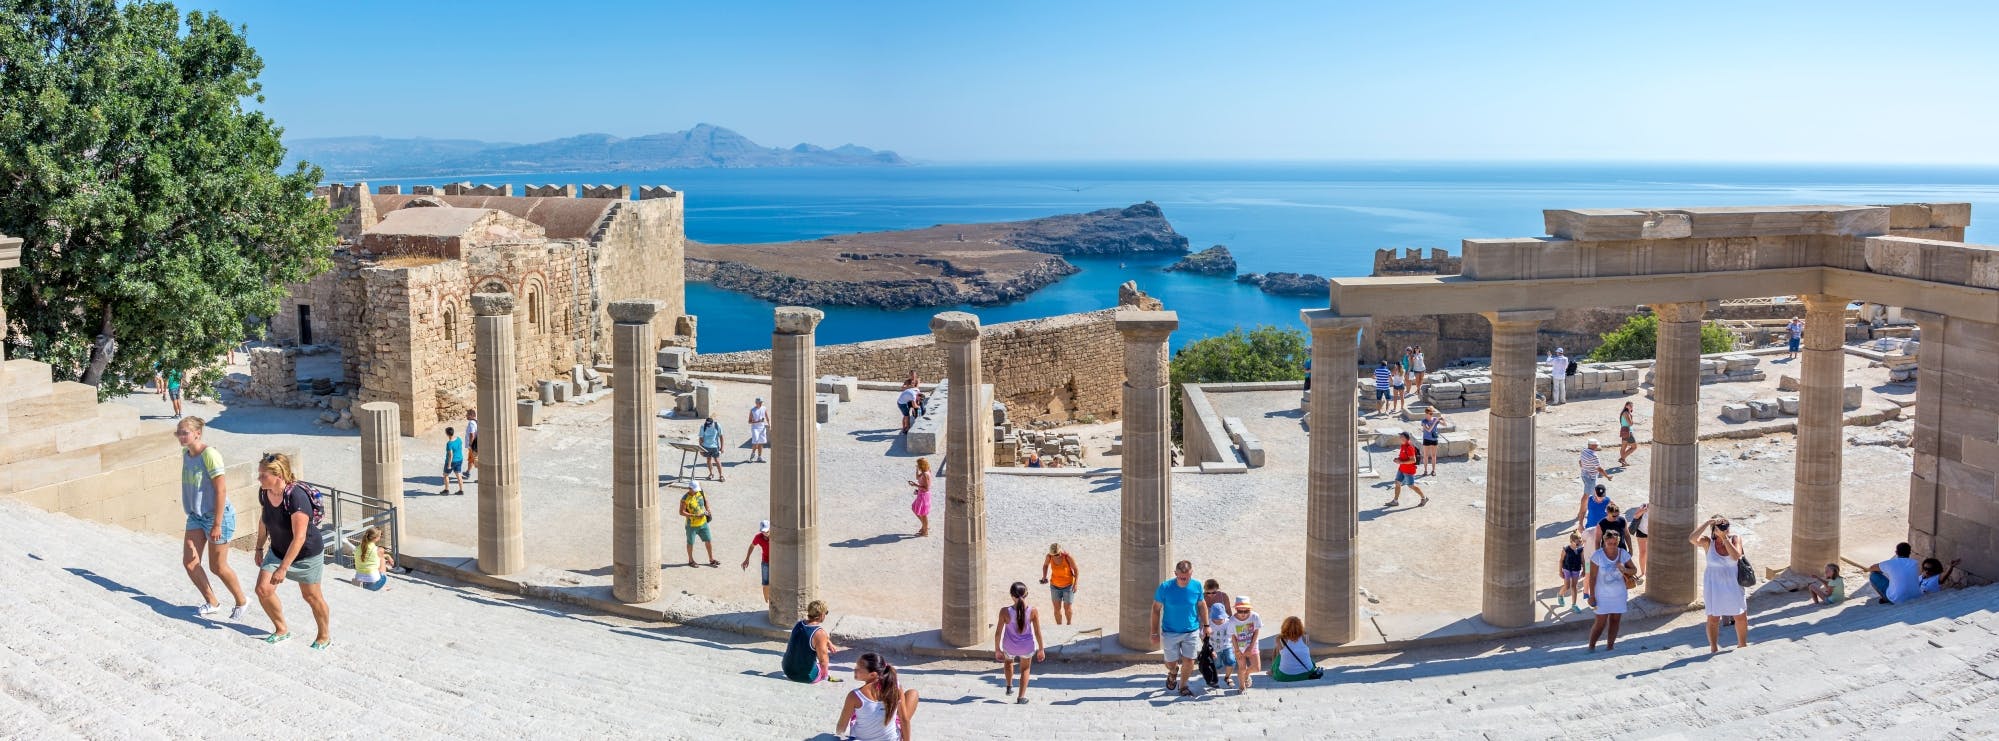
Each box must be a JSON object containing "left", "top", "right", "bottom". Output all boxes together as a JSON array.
[{"left": 1040, "top": 543, "right": 1080, "bottom": 625}]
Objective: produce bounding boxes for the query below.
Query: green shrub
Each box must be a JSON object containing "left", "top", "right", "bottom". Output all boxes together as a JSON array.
[
  {"left": 1587, "top": 314, "right": 1737, "bottom": 362},
  {"left": 1168, "top": 325, "right": 1308, "bottom": 439}
]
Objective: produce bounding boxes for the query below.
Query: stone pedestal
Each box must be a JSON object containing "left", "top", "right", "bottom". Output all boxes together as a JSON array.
[
  {"left": 932, "top": 311, "right": 989, "bottom": 647},
  {"left": 768, "top": 307, "right": 825, "bottom": 627},
  {"left": 472, "top": 293, "right": 525, "bottom": 576},
  {"left": 1302, "top": 310, "right": 1367, "bottom": 644},
  {"left": 357, "top": 402, "right": 403, "bottom": 528},
  {"left": 1645, "top": 301, "right": 1713, "bottom": 606},
  {"left": 1116, "top": 310, "right": 1177, "bottom": 650},
  {"left": 1790, "top": 294, "right": 1847, "bottom": 575},
  {"left": 611, "top": 300, "right": 664, "bottom": 603},
  {"left": 1479, "top": 309, "right": 1554, "bottom": 628}
]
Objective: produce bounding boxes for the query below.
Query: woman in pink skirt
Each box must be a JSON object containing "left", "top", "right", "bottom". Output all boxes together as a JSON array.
[{"left": 907, "top": 458, "right": 933, "bottom": 537}]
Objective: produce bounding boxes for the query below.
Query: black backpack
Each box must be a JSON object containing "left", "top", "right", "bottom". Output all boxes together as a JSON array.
[
  {"left": 1565, "top": 357, "right": 1579, "bottom": 376},
  {"left": 1197, "top": 632, "right": 1220, "bottom": 686}
]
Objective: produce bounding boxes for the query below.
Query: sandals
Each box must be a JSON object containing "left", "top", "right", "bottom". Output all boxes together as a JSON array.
[
  {"left": 310, "top": 639, "right": 332, "bottom": 651},
  {"left": 263, "top": 632, "right": 292, "bottom": 645},
  {"left": 707, "top": 560, "right": 721, "bottom": 567},
  {"left": 1418, "top": 496, "right": 1429, "bottom": 507}
]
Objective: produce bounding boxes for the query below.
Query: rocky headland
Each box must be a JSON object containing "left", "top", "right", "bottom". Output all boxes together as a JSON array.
[
  {"left": 686, "top": 203, "right": 1188, "bottom": 309},
  {"left": 1165, "top": 244, "right": 1236, "bottom": 275},
  {"left": 1235, "top": 271, "right": 1330, "bottom": 296}
]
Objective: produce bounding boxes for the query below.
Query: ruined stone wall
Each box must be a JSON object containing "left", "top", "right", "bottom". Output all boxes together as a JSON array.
[
  {"left": 1372, "top": 247, "right": 1462, "bottom": 276},
  {"left": 693, "top": 309, "right": 1124, "bottom": 423},
  {"left": 595, "top": 195, "right": 687, "bottom": 349},
  {"left": 1910, "top": 316, "right": 1999, "bottom": 584},
  {"left": 273, "top": 249, "right": 371, "bottom": 383}
]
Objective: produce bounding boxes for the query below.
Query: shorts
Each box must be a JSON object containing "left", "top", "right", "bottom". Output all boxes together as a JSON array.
[
  {"left": 1422, "top": 439, "right": 1439, "bottom": 448},
  {"left": 260, "top": 552, "right": 326, "bottom": 584},
  {"left": 1788, "top": 336, "right": 1802, "bottom": 353},
  {"left": 685, "top": 522, "right": 713, "bottom": 545},
  {"left": 356, "top": 571, "right": 388, "bottom": 591},
  {"left": 445, "top": 459, "right": 463, "bottom": 475},
  {"left": 1619, "top": 428, "right": 1635, "bottom": 444},
  {"left": 1162, "top": 630, "right": 1201, "bottom": 663},
  {"left": 168, "top": 387, "right": 183, "bottom": 401},
  {"left": 1375, "top": 388, "right": 1393, "bottom": 401},
  {"left": 184, "top": 506, "right": 238, "bottom": 542},
  {"left": 469, "top": 438, "right": 478, "bottom": 453},
  {"left": 1050, "top": 584, "right": 1075, "bottom": 603},
  {"left": 1632, "top": 526, "right": 1648, "bottom": 539},
  {"left": 1561, "top": 568, "right": 1583, "bottom": 581},
  {"left": 1215, "top": 643, "right": 1238, "bottom": 668},
  {"left": 760, "top": 561, "right": 770, "bottom": 586},
  {"left": 898, "top": 401, "right": 913, "bottom": 419},
  {"left": 702, "top": 446, "right": 721, "bottom": 459},
  {"left": 1395, "top": 471, "right": 1418, "bottom": 485}
]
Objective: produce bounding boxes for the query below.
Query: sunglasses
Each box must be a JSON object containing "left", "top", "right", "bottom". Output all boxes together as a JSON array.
[{"left": 1715, "top": 523, "right": 1730, "bottom": 530}]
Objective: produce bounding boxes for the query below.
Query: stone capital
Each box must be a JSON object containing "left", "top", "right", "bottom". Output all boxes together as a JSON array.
[
  {"left": 1115, "top": 310, "right": 1179, "bottom": 341},
  {"left": 608, "top": 299, "right": 666, "bottom": 324},
  {"left": 1799, "top": 294, "right": 1850, "bottom": 315},
  {"left": 773, "top": 306, "right": 825, "bottom": 335},
  {"left": 929, "top": 311, "right": 982, "bottom": 343},
  {"left": 469, "top": 292, "right": 516, "bottom": 316},
  {"left": 1301, "top": 309, "right": 1370, "bottom": 338},
  {"left": 1479, "top": 308, "right": 1556, "bottom": 331},
  {"left": 1646, "top": 300, "right": 1717, "bottom": 323}
]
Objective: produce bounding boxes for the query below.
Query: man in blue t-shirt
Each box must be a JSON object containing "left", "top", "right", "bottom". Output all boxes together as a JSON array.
[{"left": 1151, "top": 559, "right": 1205, "bottom": 697}]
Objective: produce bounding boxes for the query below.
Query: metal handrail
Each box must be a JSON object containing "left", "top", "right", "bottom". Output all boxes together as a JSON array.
[{"left": 301, "top": 481, "right": 401, "bottom": 570}]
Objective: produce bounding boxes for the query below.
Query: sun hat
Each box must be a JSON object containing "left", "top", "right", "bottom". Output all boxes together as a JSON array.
[
  {"left": 1233, "top": 595, "right": 1253, "bottom": 610},
  {"left": 759, "top": 519, "right": 770, "bottom": 533},
  {"left": 1588, "top": 438, "right": 1600, "bottom": 447},
  {"left": 1209, "top": 603, "right": 1227, "bottom": 621}
]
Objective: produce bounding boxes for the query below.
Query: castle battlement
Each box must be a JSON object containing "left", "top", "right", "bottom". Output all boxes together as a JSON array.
[{"left": 1371, "top": 246, "right": 1462, "bottom": 276}]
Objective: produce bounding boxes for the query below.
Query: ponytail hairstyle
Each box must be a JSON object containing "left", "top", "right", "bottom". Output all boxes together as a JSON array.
[
  {"left": 1009, "top": 581, "right": 1028, "bottom": 632},
  {"left": 860, "top": 652, "right": 900, "bottom": 724},
  {"left": 360, "top": 527, "right": 381, "bottom": 557}
]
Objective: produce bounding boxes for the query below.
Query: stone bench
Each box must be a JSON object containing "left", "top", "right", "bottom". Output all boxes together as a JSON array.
[
  {"left": 1222, "top": 416, "right": 1265, "bottom": 468},
  {"left": 816, "top": 375, "right": 858, "bottom": 402}
]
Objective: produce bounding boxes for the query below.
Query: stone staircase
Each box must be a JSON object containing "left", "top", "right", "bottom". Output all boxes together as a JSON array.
[{"left": 3, "top": 498, "right": 1995, "bottom": 737}]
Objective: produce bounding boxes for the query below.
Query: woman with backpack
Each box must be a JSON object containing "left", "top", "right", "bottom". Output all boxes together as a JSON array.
[
  {"left": 251, "top": 452, "right": 332, "bottom": 649},
  {"left": 992, "top": 582, "right": 1045, "bottom": 704},
  {"left": 1692, "top": 515, "right": 1750, "bottom": 654}
]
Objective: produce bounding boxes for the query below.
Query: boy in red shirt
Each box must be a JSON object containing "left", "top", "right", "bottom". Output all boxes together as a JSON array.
[
  {"left": 1387, "top": 431, "right": 1428, "bottom": 508},
  {"left": 741, "top": 519, "right": 772, "bottom": 605}
]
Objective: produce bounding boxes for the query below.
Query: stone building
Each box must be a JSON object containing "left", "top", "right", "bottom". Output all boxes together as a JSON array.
[{"left": 276, "top": 183, "right": 691, "bottom": 433}]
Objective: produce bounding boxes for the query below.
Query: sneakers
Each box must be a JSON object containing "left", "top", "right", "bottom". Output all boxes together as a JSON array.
[
  {"left": 1556, "top": 596, "right": 1566, "bottom": 606},
  {"left": 196, "top": 603, "right": 221, "bottom": 617},
  {"left": 229, "top": 605, "right": 249, "bottom": 621}
]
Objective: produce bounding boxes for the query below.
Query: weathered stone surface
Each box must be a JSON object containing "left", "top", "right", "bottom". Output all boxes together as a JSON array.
[
  {"left": 1720, "top": 403, "right": 1753, "bottom": 423},
  {"left": 607, "top": 299, "right": 665, "bottom": 324},
  {"left": 469, "top": 292, "right": 516, "bottom": 316},
  {"left": 773, "top": 306, "right": 825, "bottom": 335},
  {"left": 1844, "top": 383, "right": 1864, "bottom": 410},
  {"left": 929, "top": 311, "right": 981, "bottom": 342}
]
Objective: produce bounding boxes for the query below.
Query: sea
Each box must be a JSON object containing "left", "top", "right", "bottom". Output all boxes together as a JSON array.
[{"left": 373, "top": 163, "right": 1999, "bottom": 353}]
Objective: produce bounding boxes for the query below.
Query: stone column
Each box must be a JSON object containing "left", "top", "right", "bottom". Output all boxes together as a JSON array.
[
  {"left": 471, "top": 292, "right": 525, "bottom": 576},
  {"left": 1302, "top": 310, "right": 1368, "bottom": 644},
  {"left": 611, "top": 299, "right": 664, "bottom": 603},
  {"left": 932, "top": 312, "right": 990, "bottom": 647},
  {"left": 1644, "top": 301, "right": 1714, "bottom": 606},
  {"left": 767, "top": 307, "right": 824, "bottom": 627},
  {"left": 357, "top": 402, "right": 404, "bottom": 530},
  {"left": 1116, "top": 310, "right": 1178, "bottom": 650},
  {"left": 1790, "top": 294, "right": 1848, "bottom": 576},
  {"left": 1478, "top": 309, "right": 1554, "bottom": 628}
]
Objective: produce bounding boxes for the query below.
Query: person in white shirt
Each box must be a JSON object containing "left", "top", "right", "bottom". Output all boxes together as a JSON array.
[
  {"left": 1548, "top": 348, "right": 1571, "bottom": 405},
  {"left": 896, "top": 383, "right": 921, "bottom": 434},
  {"left": 1865, "top": 542, "right": 1924, "bottom": 604}
]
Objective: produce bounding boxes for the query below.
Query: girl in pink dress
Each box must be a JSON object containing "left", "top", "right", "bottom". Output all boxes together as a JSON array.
[{"left": 907, "top": 458, "right": 933, "bottom": 537}]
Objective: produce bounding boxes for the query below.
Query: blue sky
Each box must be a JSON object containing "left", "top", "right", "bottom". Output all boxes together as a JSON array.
[{"left": 195, "top": 0, "right": 1999, "bottom": 163}]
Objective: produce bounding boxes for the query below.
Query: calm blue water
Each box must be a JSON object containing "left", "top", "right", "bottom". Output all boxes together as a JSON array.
[{"left": 374, "top": 163, "right": 1999, "bottom": 352}]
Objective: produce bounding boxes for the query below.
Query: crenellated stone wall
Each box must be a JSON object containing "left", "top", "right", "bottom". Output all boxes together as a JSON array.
[{"left": 1372, "top": 247, "right": 1462, "bottom": 276}]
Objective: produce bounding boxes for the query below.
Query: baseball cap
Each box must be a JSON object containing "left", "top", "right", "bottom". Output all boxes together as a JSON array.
[
  {"left": 1588, "top": 438, "right": 1601, "bottom": 447},
  {"left": 1555, "top": 347, "right": 1565, "bottom": 353},
  {"left": 686, "top": 479, "right": 702, "bottom": 491},
  {"left": 759, "top": 519, "right": 770, "bottom": 533}
]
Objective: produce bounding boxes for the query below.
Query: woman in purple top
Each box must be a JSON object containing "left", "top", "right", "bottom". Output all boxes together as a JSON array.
[{"left": 992, "top": 582, "right": 1045, "bottom": 704}]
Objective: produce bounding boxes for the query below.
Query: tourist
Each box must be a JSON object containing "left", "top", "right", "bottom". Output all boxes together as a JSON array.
[
  {"left": 1201, "top": 578, "right": 1231, "bottom": 618},
  {"left": 1410, "top": 345, "right": 1427, "bottom": 392},
  {"left": 1865, "top": 543, "right": 1922, "bottom": 604},
  {"left": 1389, "top": 362, "right": 1407, "bottom": 414},
  {"left": 1786, "top": 316, "right": 1804, "bottom": 360},
  {"left": 1557, "top": 532, "right": 1586, "bottom": 612},
  {"left": 741, "top": 519, "right": 772, "bottom": 605},
  {"left": 1578, "top": 439, "right": 1612, "bottom": 502},
  {"left": 1617, "top": 402, "right": 1640, "bottom": 467},
  {"left": 1691, "top": 515, "right": 1749, "bottom": 653},
  {"left": 1039, "top": 543, "right": 1078, "bottom": 625},
  {"left": 464, "top": 409, "right": 479, "bottom": 481},
  {"left": 1548, "top": 348, "right": 1570, "bottom": 405},
  {"left": 252, "top": 452, "right": 331, "bottom": 649},
  {"left": 1024, "top": 449, "right": 1042, "bottom": 468},
  {"left": 1920, "top": 557, "right": 1960, "bottom": 595},
  {"left": 992, "top": 582, "right": 1045, "bottom": 704},
  {"left": 1386, "top": 431, "right": 1427, "bottom": 507},
  {"left": 907, "top": 458, "right": 933, "bottom": 537},
  {"left": 1151, "top": 560, "right": 1204, "bottom": 697},
  {"left": 746, "top": 397, "right": 769, "bottom": 463},
  {"left": 1372, "top": 361, "right": 1393, "bottom": 416},
  {"left": 1204, "top": 603, "right": 1237, "bottom": 689},
  {"left": 1419, "top": 407, "right": 1447, "bottom": 475},
  {"left": 1805, "top": 563, "right": 1844, "bottom": 605},
  {"left": 1226, "top": 596, "right": 1263, "bottom": 692},
  {"left": 1269, "top": 616, "right": 1323, "bottom": 682},
  {"left": 164, "top": 366, "right": 185, "bottom": 419},
  {"left": 1595, "top": 504, "right": 1631, "bottom": 559},
  {"left": 1627, "top": 502, "right": 1652, "bottom": 577},
  {"left": 350, "top": 526, "right": 394, "bottom": 592},
  {"left": 782, "top": 600, "right": 840, "bottom": 683},
  {"left": 442, "top": 426, "right": 467, "bottom": 496},
  {"left": 1576, "top": 484, "right": 1612, "bottom": 554},
  {"left": 681, "top": 480, "right": 719, "bottom": 567},
  {"left": 896, "top": 383, "right": 920, "bottom": 434},
  {"left": 154, "top": 365, "right": 169, "bottom": 403},
  {"left": 1585, "top": 530, "right": 1637, "bottom": 652},
  {"left": 174, "top": 417, "right": 248, "bottom": 620},
  {"left": 836, "top": 652, "right": 916, "bottom": 741},
  {"left": 699, "top": 415, "right": 727, "bottom": 482},
  {"left": 1301, "top": 356, "right": 1311, "bottom": 391}
]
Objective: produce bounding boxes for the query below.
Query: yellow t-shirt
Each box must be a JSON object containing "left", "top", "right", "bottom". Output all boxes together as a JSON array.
[
  {"left": 355, "top": 542, "right": 380, "bottom": 575},
  {"left": 682, "top": 492, "right": 709, "bottom": 527}
]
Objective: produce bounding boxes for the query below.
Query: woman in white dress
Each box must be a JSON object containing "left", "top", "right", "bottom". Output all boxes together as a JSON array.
[
  {"left": 746, "top": 398, "right": 770, "bottom": 463},
  {"left": 1586, "top": 530, "right": 1637, "bottom": 652},
  {"left": 1692, "top": 514, "right": 1749, "bottom": 653}
]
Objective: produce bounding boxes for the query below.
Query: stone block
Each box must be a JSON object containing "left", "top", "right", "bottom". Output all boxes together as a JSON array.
[
  {"left": 1372, "top": 426, "right": 1408, "bottom": 448},
  {"left": 1236, "top": 435, "right": 1266, "bottom": 468},
  {"left": 692, "top": 383, "right": 713, "bottom": 418},
  {"left": 539, "top": 380, "right": 562, "bottom": 405},
  {"left": 995, "top": 438, "right": 1019, "bottom": 465},
  {"left": 1437, "top": 433, "right": 1475, "bottom": 458},
  {"left": 1747, "top": 399, "right": 1779, "bottom": 419},
  {"left": 1722, "top": 354, "right": 1759, "bottom": 372},
  {"left": 1778, "top": 374, "right": 1801, "bottom": 392},
  {"left": 815, "top": 375, "right": 858, "bottom": 402},
  {"left": 1778, "top": 395, "right": 1801, "bottom": 415},
  {"left": 657, "top": 347, "right": 693, "bottom": 371},
  {"left": 1844, "top": 383, "right": 1864, "bottom": 410},
  {"left": 674, "top": 392, "right": 695, "bottom": 414},
  {"left": 553, "top": 382, "right": 571, "bottom": 403},
  {"left": 816, "top": 393, "right": 837, "bottom": 424},
  {"left": 517, "top": 399, "right": 541, "bottom": 427},
  {"left": 906, "top": 420, "right": 940, "bottom": 456},
  {"left": 1720, "top": 403, "right": 1753, "bottom": 423},
  {"left": 991, "top": 402, "right": 1008, "bottom": 427}
]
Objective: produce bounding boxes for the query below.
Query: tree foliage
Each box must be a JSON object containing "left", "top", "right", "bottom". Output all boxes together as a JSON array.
[
  {"left": 1168, "top": 325, "right": 1308, "bottom": 437},
  {"left": 0, "top": 0, "right": 334, "bottom": 395},
  {"left": 1587, "top": 313, "right": 1737, "bottom": 362}
]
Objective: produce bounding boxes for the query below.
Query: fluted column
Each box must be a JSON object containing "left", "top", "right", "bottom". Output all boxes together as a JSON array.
[
  {"left": 471, "top": 292, "right": 524, "bottom": 576},
  {"left": 932, "top": 312, "right": 989, "bottom": 647},
  {"left": 1790, "top": 295, "right": 1847, "bottom": 576},
  {"left": 1302, "top": 310, "right": 1368, "bottom": 644},
  {"left": 357, "top": 402, "right": 403, "bottom": 527},
  {"left": 1645, "top": 300, "right": 1714, "bottom": 606},
  {"left": 611, "top": 299, "right": 664, "bottom": 603},
  {"left": 767, "top": 307, "right": 824, "bottom": 627},
  {"left": 1116, "top": 310, "right": 1178, "bottom": 650},
  {"left": 1479, "top": 309, "right": 1554, "bottom": 628}
]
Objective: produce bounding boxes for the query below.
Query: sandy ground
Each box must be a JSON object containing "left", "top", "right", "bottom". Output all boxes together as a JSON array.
[{"left": 135, "top": 349, "right": 1920, "bottom": 642}]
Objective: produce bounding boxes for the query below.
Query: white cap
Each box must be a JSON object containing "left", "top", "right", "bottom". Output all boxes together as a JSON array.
[
  {"left": 1555, "top": 347, "right": 1566, "bottom": 354},
  {"left": 1588, "top": 438, "right": 1601, "bottom": 447},
  {"left": 758, "top": 519, "right": 770, "bottom": 533},
  {"left": 686, "top": 479, "right": 702, "bottom": 491}
]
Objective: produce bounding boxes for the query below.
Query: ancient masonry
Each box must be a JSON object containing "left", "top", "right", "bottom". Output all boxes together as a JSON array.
[{"left": 277, "top": 182, "right": 692, "bottom": 433}]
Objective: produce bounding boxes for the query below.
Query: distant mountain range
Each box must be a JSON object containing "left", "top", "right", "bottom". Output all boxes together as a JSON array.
[{"left": 287, "top": 124, "right": 908, "bottom": 179}]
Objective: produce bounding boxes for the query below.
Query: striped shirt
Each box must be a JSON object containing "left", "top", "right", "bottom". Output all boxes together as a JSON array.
[
  {"left": 1373, "top": 366, "right": 1393, "bottom": 390},
  {"left": 1579, "top": 448, "right": 1605, "bottom": 477}
]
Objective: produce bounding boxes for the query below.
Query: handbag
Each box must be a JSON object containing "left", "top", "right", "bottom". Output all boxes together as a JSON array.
[
  {"left": 1197, "top": 633, "right": 1220, "bottom": 687},
  {"left": 1736, "top": 554, "right": 1756, "bottom": 588}
]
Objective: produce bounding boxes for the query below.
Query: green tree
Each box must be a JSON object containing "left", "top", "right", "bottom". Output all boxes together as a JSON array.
[
  {"left": 1587, "top": 314, "right": 1737, "bottom": 362},
  {"left": 0, "top": 0, "right": 334, "bottom": 395},
  {"left": 1169, "top": 325, "right": 1309, "bottom": 437}
]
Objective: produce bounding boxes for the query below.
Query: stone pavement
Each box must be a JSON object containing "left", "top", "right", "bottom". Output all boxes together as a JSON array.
[{"left": 4, "top": 499, "right": 1996, "bottom": 738}]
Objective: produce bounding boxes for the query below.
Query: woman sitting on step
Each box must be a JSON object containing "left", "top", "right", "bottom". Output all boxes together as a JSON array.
[{"left": 782, "top": 600, "right": 839, "bottom": 684}]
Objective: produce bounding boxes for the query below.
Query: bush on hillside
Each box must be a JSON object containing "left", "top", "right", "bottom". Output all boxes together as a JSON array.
[
  {"left": 1587, "top": 314, "right": 1737, "bottom": 362},
  {"left": 1168, "top": 325, "right": 1308, "bottom": 439}
]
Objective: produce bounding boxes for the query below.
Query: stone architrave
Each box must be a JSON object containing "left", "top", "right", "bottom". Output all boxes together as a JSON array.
[
  {"left": 357, "top": 402, "right": 404, "bottom": 528},
  {"left": 611, "top": 299, "right": 665, "bottom": 603},
  {"left": 472, "top": 292, "right": 525, "bottom": 576},
  {"left": 1790, "top": 294, "right": 1848, "bottom": 576},
  {"left": 768, "top": 307, "right": 825, "bottom": 627},
  {"left": 1645, "top": 300, "right": 1714, "bottom": 606},
  {"left": 1302, "top": 310, "right": 1368, "bottom": 644},
  {"left": 932, "top": 311, "right": 989, "bottom": 648},
  {"left": 1116, "top": 309, "right": 1177, "bottom": 650},
  {"left": 1478, "top": 309, "right": 1555, "bottom": 628}
]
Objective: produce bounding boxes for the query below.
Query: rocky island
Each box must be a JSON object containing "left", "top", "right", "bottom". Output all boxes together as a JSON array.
[
  {"left": 1165, "top": 244, "right": 1236, "bottom": 275},
  {"left": 686, "top": 202, "right": 1188, "bottom": 309},
  {"left": 1236, "top": 271, "right": 1331, "bottom": 296}
]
